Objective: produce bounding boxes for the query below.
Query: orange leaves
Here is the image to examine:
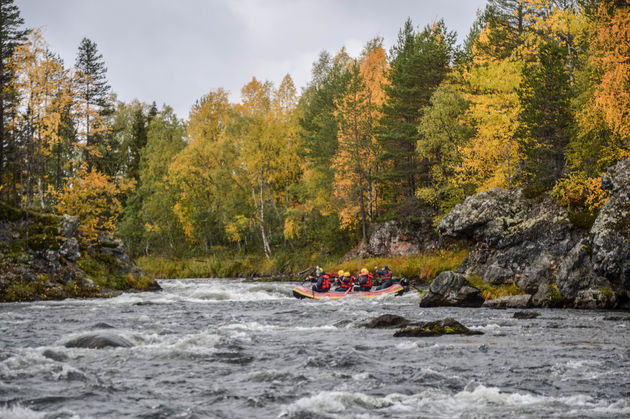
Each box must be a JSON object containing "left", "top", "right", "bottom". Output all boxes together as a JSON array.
[
  {"left": 592, "top": 5, "right": 630, "bottom": 140},
  {"left": 552, "top": 172, "right": 610, "bottom": 212},
  {"left": 331, "top": 47, "right": 387, "bottom": 230},
  {"left": 56, "top": 166, "right": 128, "bottom": 243}
]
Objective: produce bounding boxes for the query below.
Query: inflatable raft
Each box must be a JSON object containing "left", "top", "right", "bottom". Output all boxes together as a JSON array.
[{"left": 292, "top": 283, "right": 405, "bottom": 300}]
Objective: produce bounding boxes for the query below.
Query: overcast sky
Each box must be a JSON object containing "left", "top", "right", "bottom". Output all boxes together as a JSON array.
[{"left": 17, "top": 0, "right": 488, "bottom": 120}]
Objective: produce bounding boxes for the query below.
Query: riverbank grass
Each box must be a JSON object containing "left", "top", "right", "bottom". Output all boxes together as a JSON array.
[
  {"left": 138, "top": 248, "right": 469, "bottom": 281},
  {"left": 331, "top": 248, "right": 469, "bottom": 281}
]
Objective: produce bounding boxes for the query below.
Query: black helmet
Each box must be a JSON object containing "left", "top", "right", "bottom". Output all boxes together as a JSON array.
[{"left": 383, "top": 265, "right": 389, "bottom": 270}]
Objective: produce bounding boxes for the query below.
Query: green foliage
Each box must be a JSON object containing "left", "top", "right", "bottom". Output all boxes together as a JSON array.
[
  {"left": 0, "top": 200, "right": 24, "bottom": 221},
  {"left": 568, "top": 209, "right": 598, "bottom": 230},
  {"left": 117, "top": 106, "right": 187, "bottom": 256},
  {"left": 418, "top": 84, "right": 473, "bottom": 218},
  {"left": 547, "top": 281, "right": 564, "bottom": 304},
  {"left": 77, "top": 247, "right": 153, "bottom": 291},
  {"left": 377, "top": 19, "right": 456, "bottom": 207},
  {"left": 518, "top": 40, "right": 574, "bottom": 186}
]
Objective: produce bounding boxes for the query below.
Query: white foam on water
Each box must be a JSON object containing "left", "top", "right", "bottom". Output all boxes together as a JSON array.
[
  {"left": 0, "top": 405, "right": 83, "bottom": 419},
  {"left": 219, "top": 321, "right": 280, "bottom": 333},
  {"left": 293, "top": 325, "right": 338, "bottom": 332},
  {"left": 158, "top": 279, "right": 292, "bottom": 303},
  {"left": 0, "top": 405, "right": 46, "bottom": 419},
  {"left": 133, "top": 330, "right": 223, "bottom": 357},
  {"left": 395, "top": 340, "right": 421, "bottom": 350},
  {"left": 278, "top": 385, "right": 630, "bottom": 418},
  {"left": 550, "top": 358, "right": 616, "bottom": 381},
  {"left": 278, "top": 390, "right": 392, "bottom": 417},
  {"left": 470, "top": 323, "right": 501, "bottom": 332},
  {"left": 0, "top": 349, "right": 67, "bottom": 380}
]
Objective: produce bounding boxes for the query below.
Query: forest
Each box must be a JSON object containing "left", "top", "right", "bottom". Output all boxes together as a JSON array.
[{"left": 0, "top": 0, "right": 628, "bottom": 275}]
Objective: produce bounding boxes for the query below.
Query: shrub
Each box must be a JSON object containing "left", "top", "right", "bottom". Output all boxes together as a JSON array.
[{"left": 466, "top": 275, "right": 526, "bottom": 300}]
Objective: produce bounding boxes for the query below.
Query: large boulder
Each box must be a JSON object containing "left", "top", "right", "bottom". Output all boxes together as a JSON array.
[
  {"left": 483, "top": 294, "right": 532, "bottom": 309},
  {"left": 419, "top": 271, "right": 484, "bottom": 307}
]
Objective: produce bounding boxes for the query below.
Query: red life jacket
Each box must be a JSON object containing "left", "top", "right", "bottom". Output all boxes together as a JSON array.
[
  {"left": 359, "top": 273, "right": 373, "bottom": 288},
  {"left": 321, "top": 274, "right": 331, "bottom": 290},
  {"left": 380, "top": 271, "right": 392, "bottom": 281},
  {"left": 339, "top": 276, "right": 351, "bottom": 289}
]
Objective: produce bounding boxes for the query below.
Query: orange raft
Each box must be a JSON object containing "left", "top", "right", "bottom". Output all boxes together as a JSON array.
[{"left": 292, "top": 283, "right": 405, "bottom": 300}]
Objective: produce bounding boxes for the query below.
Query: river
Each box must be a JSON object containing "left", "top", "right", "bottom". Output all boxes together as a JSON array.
[{"left": 1, "top": 278, "right": 629, "bottom": 418}]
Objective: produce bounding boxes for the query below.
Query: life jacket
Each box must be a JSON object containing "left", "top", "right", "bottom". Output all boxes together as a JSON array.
[
  {"left": 340, "top": 275, "right": 353, "bottom": 288},
  {"left": 358, "top": 273, "right": 373, "bottom": 288},
  {"left": 380, "top": 270, "right": 392, "bottom": 281},
  {"left": 321, "top": 274, "right": 331, "bottom": 290}
]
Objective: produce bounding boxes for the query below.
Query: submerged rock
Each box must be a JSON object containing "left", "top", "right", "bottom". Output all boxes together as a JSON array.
[
  {"left": 419, "top": 271, "right": 484, "bottom": 307},
  {"left": 64, "top": 333, "right": 134, "bottom": 349},
  {"left": 365, "top": 314, "right": 409, "bottom": 329},
  {"left": 513, "top": 311, "right": 540, "bottom": 319},
  {"left": 394, "top": 318, "right": 483, "bottom": 337},
  {"left": 91, "top": 322, "right": 115, "bottom": 329}
]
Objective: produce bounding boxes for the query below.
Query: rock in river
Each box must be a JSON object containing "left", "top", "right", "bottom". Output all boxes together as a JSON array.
[
  {"left": 419, "top": 271, "right": 484, "bottom": 307},
  {"left": 64, "top": 333, "right": 134, "bottom": 349},
  {"left": 394, "top": 318, "right": 483, "bottom": 337}
]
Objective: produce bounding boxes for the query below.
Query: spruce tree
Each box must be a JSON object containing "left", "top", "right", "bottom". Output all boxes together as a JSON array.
[
  {"left": 519, "top": 40, "right": 574, "bottom": 187},
  {"left": 75, "top": 37, "right": 111, "bottom": 169},
  {"left": 0, "top": 0, "right": 27, "bottom": 194},
  {"left": 376, "top": 18, "right": 454, "bottom": 213},
  {"left": 481, "top": 0, "right": 549, "bottom": 59}
]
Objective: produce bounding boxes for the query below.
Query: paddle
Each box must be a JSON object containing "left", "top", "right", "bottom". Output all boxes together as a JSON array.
[{"left": 342, "top": 278, "right": 355, "bottom": 297}]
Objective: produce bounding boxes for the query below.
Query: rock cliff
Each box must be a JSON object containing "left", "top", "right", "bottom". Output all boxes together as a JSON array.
[
  {"left": 432, "top": 160, "right": 630, "bottom": 309},
  {"left": 0, "top": 202, "right": 160, "bottom": 302},
  {"left": 344, "top": 208, "right": 442, "bottom": 259}
]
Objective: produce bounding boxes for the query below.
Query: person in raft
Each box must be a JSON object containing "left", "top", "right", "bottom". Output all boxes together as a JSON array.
[
  {"left": 374, "top": 265, "right": 393, "bottom": 290},
  {"left": 354, "top": 268, "right": 373, "bottom": 291},
  {"left": 335, "top": 271, "right": 354, "bottom": 292},
  {"left": 312, "top": 267, "right": 331, "bottom": 293},
  {"left": 335, "top": 270, "right": 345, "bottom": 287},
  {"left": 308, "top": 266, "right": 325, "bottom": 283}
]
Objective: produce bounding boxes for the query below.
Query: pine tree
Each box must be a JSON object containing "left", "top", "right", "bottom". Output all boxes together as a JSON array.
[
  {"left": 0, "top": 0, "right": 28, "bottom": 195},
  {"left": 75, "top": 37, "right": 111, "bottom": 169}
]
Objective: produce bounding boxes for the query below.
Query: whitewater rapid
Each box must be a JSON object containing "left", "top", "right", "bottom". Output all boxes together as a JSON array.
[{"left": 1, "top": 278, "right": 628, "bottom": 418}]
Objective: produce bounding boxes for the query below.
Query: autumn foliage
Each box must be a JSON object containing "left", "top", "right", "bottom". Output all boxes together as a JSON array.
[{"left": 3, "top": 0, "right": 630, "bottom": 260}]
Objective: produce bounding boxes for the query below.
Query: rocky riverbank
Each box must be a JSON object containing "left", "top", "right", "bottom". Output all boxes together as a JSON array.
[
  {"left": 0, "top": 203, "right": 159, "bottom": 302},
  {"left": 424, "top": 159, "right": 630, "bottom": 310}
]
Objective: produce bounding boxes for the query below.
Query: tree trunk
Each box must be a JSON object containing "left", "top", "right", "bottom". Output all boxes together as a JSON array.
[
  {"left": 0, "top": 94, "right": 4, "bottom": 193},
  {"left": 255, "top": 170, "right": 272, "bottom": 259},
  {"left": 359, "top": 177, "right": 367, "bottom": 243}
]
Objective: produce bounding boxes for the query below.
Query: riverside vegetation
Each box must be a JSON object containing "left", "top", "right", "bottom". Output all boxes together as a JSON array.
[{"left": 0, "top": 1, "right": 629, "bottom": 304}]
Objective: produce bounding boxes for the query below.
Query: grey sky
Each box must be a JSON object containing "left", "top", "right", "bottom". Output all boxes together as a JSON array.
[{"left": 17, "top": 0, "right": 487, "bottom": 120}]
